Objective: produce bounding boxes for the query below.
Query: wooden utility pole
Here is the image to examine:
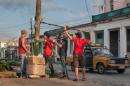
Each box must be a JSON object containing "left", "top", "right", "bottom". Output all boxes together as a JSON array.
[
  {"left": 26, "top": 0, "right": 45, "bottom": 77},
  {"left": 35, "top": 0, "right": 41, "bottom": 41},
  {"left": 34, "top": 0, "right": 42, "bottom": 55}
]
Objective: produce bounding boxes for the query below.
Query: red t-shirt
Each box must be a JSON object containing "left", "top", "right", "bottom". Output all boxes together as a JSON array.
[
  {"left": 18, "top": 37, "right": 27, "bottom": 54},
  {"left": 44, "top": 38, "right": 54, "bottom": 58},
  {"left": 71, "top": 37, "right": 91, "bottom": 56}
]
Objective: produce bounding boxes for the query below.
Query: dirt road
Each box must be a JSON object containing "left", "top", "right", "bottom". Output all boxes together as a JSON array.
[
  {"left": 69, "top": 68, "right": 130, "bottom": 86},
  {"left": 0, "top": 65, "right": 129, "bottom": 86}
]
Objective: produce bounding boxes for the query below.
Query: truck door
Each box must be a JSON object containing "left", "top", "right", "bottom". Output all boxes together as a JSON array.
[{"left": 84, "top": 47, "right": 93, "bottom": 67}]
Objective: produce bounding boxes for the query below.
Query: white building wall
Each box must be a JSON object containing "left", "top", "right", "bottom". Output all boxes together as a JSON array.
[
  {"left": 90, "top": 31, "right": 96, "bottom": 44},
  {"left": 71, "top": 17, "right": 130, "bottom": 57},
  {"left": 0, "top": 42, "right": 7, "bottom": 48},
  {"left": 120, "top": 27, "right": 127, "bottom": 57},
  {"left": 104, "top": 29, "right": 110, "bottom": 49},
  {"left": 52, "top": 18, "right": 130, "bottom": 58},
  {"left": 94, "top": 18, "right": 130, "bottom": 57},
  {"left": 95, "top": 18, "right": 130, "bottom": 31}
]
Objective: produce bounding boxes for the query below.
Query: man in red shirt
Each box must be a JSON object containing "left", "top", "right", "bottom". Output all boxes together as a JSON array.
[
  {"left": 64, "top": 26, "right": 92, "bottom": 81},
  {"left": 19, "top": 30, "right": 30, "bottom": 78},
  {"left": 43, "top": 32, "right": 55, "bottom": 76}
]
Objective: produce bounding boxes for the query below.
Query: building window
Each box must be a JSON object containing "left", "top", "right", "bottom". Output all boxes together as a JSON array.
[
  {"left": 83, "top": 32, "right": 90, "bottom": 39},
  {"left": 95, "top": 31, "right": 104, "bottom": 45}
]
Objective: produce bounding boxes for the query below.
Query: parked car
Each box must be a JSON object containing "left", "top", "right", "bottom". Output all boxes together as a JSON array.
[{"left": 69, "top": 46, "right": 129, "bottom": 74}]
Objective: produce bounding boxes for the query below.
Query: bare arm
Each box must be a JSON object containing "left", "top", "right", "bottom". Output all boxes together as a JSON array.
[
  {"left": 21, "top": 38, "right": 29, "bottom": 53},
  {"left": 64, "top": 26, "right": 72, "bottom": 40},
  {"left": 55, "top": 41, "right": 62, "bottom": 48},
  {"left": 53, "top": 40, "right": 62, "bottom": 48},
  {"left": 84, "top": 39, "right": 92, "bottom": 44}
]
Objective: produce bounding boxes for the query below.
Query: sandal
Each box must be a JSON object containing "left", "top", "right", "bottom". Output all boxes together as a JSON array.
[{"left": 73, "top": 79, "right": 78, "bottom": 81}]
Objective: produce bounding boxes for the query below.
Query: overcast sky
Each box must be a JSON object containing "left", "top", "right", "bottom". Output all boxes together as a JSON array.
[{"left": 0, "top": 0, "right": 103, "bottom": 41}]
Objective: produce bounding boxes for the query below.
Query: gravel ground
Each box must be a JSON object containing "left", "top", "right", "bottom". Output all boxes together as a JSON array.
[
  {"left": 0, "top": 78, "right": 95, "bottom": 86},
  {"left": 0, "top": 64, "right": 129, "bottom": 86},
  {"left": 54, "top": 64, "right": 130, "bottom": 86}
]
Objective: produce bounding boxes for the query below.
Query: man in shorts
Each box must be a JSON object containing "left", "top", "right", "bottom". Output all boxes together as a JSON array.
[{"left": 64, "top": 26, "right": 92, "bottom": 81}]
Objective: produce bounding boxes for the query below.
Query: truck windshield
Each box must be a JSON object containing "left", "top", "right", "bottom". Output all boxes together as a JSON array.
[{"left": 93, "top": 48, "right": 113, "bottom": 57}]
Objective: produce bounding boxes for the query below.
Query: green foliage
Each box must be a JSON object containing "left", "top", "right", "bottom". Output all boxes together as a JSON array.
[
  {"left": 7, "top": 60, "right": 20, "bottom": 67},
  {"left": 0, "top": 59, "right": 20, "bottom": 72},
  {"left": 0, "top": 60, "right": 11, "bottom": 72},
  {"left": 0, "top": 60, "right": 7, "bottom": 71}
]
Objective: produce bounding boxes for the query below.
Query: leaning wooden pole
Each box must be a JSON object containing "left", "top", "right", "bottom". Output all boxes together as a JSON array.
[{"left": 34, "top": 0, "right": 41, "bottom": 55}]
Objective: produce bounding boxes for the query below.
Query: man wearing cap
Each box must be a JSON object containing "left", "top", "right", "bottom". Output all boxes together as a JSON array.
[{"left": 64, "top": 26, "right": 92, "bottom": 81}]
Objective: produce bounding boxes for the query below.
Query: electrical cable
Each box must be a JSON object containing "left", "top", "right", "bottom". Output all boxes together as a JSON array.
[{"left": 84, "top": 0, "right": 91, "bottom": 21}]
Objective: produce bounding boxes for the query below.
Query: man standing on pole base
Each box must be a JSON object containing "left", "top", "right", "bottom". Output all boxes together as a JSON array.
[{"left": 64, "top": 26, "right": 92, "bottom": 81}]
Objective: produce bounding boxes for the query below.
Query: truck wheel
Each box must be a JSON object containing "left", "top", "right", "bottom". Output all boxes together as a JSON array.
[
  {"left": 117, "top": 69, "right": 125, "bottom": 74},
  {"left": 97, "top": 63, "right": 105, "bottom": 74},
  {"left": 71, "top": 62, "right": 75, "bottom": 71}
]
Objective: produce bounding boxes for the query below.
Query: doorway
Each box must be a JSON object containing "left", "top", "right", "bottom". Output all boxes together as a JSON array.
[
  {"left": 127, "top": 28, "right": 130, "bottom": 57},
  {"left": 110, "top": 30, "right": 120, "bottom": 57}
]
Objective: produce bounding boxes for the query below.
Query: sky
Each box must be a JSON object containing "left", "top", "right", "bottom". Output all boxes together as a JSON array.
[{"left": 0, "top": 0, "right": 104, "bottom": 41}]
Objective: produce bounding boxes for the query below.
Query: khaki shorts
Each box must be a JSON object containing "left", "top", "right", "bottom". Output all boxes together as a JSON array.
[{"left": 73, "top": 55, "right": 86, "bottom": 68}]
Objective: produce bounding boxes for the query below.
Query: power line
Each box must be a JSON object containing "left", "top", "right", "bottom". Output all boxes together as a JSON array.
[
  {"left": 40, "top": 17, "right": 91, "bottom": 30},
  {"left": 84, "top": 0, "right": 91, "bottom": 21},
  {"left": 41, "top": 22, "right": 63, "bottom": 28}
]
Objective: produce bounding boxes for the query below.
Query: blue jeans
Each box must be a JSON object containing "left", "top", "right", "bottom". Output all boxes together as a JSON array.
[
  {"left": 60, "top": 56, "right": 68, "bottom": 77},
  {"left": 45, "top": 57, "right": 55, "bottom": 76},
  {"left": 20, "top": 54, "right": 27, "bottom": 77}
]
